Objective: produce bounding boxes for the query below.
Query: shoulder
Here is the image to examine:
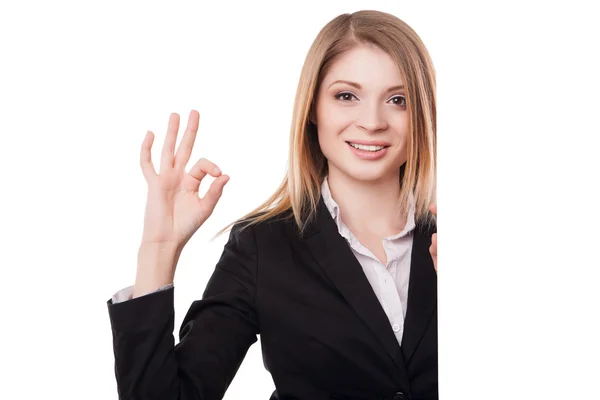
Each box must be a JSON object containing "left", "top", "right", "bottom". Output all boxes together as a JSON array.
[{"left": 230, "top": 210, "right": 295, "bottom": 244}]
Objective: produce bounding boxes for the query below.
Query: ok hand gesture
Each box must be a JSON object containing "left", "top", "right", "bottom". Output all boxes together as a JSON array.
[{"left": 140, "top": 110, "right": 230, "bottom": 250}]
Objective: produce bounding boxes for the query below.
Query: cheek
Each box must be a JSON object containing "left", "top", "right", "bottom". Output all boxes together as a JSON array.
[
  {"left": 319, "top": 111, "right": 352, "bottom": 134},
  {"left": 316, "top": 124, "right": 346, "bottom": 163},
  {"left": 391, "top": 113, "right": 410, "bottom": 134},
  {"left": 316, "top": 111, "right": 352, "bottom": 150},
  {"left": 316, "top": 97, "right": 354, "bottom": 131},
  {"left": 391, "top": 117, "right": 410, "bottom": 149}
]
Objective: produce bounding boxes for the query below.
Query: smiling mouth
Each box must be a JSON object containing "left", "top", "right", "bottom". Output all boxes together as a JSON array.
[{"left": 346, "top": 141, "right": 391, "bottom": 152}]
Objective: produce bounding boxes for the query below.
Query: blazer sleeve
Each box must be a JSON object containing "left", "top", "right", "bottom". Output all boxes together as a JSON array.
[{"left": 107, "top": 221, "right": 260, "bottom": 400}]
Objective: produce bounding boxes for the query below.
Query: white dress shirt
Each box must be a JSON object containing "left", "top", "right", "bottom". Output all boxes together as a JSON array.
[
  {"left": 320, "top": 176, "right": 415, "bottom": 346},
  {"left": 113, "top": 176, "right": 416, "bottom": 346}
]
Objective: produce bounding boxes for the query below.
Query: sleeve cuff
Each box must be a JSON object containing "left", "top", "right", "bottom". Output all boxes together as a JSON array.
[
  {"left": 111, "top": 283, "right": 174, "bottom": 304},
  {"left": 107, "top": 285, "right": 175, "bottom": 332}
]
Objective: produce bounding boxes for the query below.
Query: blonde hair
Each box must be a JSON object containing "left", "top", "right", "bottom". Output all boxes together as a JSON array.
[{"left": 214, "top": 9, "right": 436, "bottom": 239}]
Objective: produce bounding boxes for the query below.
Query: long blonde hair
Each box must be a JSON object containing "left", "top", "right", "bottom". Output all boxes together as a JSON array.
[{"left": 214, "top": 9, "right": 436, "bottom": 239}]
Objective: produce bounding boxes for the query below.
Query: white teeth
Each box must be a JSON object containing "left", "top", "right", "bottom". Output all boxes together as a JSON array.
[{"left": 349, "top": 142, "right": 386, "bottom": 151}]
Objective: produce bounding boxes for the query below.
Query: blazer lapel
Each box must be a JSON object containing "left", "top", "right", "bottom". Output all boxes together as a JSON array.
[
  {"left": 298, "top": 194, "right": 437, "bottom": 369},
  {"left": 401, "top": 219, "right": 437, "bottom": 364},
  {"left": 299, "top": 196, "right": 408, "bottom": 375}
]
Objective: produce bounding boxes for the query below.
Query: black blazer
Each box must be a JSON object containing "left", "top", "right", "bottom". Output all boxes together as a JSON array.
[{"left": 107, "top": 195, "right": 438, "bottom": 400}]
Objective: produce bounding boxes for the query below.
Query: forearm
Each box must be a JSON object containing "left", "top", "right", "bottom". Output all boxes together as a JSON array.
[{"left": 133, "top": 242, "right": 182, "bottom": 299}]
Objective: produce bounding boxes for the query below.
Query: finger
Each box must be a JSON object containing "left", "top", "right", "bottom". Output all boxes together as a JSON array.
[
  {"left": 201, "top": 174, "right": 230, "bottom": 214},
  {"left": 174, "top": 110, "right": 200, "bottom": 168},
  {"left": 140, "top": 130, "right": 157, "bottom": 181},
  {"left": 188, "top": 157, "right": 222, "bottom": 183},
  {"left": 429, "top": 245, "right": 437, "bottom": 259},
  {"left": 160, "top": 113, "right": 180, "bottom": 173},
  {"left": 430, "top": 233, "right": 437, "bottom": 257},
  {"left": 429, "top": 203, "right": 437, "bottom": 216}
]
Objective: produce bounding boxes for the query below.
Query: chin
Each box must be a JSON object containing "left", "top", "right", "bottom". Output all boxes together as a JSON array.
[{"left": 339, "top": 165, "right": 396, "bottom": 183}]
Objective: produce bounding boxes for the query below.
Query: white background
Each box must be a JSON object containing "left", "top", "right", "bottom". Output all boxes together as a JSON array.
[{"left": 1, "top": 1, "right": 599, "bottom": 399}]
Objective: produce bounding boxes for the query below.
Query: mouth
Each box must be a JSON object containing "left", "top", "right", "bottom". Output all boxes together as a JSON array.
[{"left": 345, "top": 141, "right": 391, "bottom": 152}]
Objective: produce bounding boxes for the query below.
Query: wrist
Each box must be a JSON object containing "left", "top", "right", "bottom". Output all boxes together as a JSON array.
[
  {"left": 139, "top": 240, "right": 182, "bottom": 253},
  {"left": 134, "top": 242, "right": 181, "bottom": 298}
]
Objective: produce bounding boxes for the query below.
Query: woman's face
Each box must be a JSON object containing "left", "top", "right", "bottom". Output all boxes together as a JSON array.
[{"left": 313, "top": 44, "right": 409, "bottom": 183}]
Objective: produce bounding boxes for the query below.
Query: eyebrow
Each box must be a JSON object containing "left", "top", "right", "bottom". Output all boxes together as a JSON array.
[{"left": 328, "top": 80, "right": 405, "bottom": 92}]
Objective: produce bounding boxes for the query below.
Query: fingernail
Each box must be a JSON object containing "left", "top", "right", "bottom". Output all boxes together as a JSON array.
[{"left": 215, "top": 166, "right": 221, "bottom": 174}]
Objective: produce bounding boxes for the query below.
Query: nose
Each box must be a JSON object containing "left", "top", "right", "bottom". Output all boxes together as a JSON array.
[{"left": 356, "top": 101, "right": 388, "bottom": 132}]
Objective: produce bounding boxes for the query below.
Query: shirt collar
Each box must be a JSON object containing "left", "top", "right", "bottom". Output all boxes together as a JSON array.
[{"left": 320, "top": 175, "right": 416, "bottom": 240}]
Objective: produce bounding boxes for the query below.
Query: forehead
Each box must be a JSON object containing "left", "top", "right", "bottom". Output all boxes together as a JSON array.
[{"left": 323, "top": 44, "right": 403, "bottom": 87}]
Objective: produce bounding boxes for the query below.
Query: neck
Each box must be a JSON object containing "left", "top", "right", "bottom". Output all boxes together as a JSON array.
[{"left": 326, "top": 166, "right": 408, "bottom": 237}]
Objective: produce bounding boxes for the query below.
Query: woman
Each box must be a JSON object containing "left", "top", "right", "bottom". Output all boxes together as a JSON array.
[{"left": 108, "top": 9, "right": 437, "bottom": 400}]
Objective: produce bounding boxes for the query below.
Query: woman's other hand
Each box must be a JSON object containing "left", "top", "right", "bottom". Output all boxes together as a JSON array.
[{"left": 429, "top": 203, "right": 437, "bottom": 272}]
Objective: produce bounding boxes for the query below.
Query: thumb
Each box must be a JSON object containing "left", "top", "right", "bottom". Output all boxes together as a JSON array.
[{"left": 201, "top": 174, "right": 230, "bottom": 214}]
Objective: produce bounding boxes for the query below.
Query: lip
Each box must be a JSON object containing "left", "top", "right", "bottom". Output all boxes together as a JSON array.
[
  {"left": 345, "top": 139, "right": 391, "bottom": 147},
  {"left": 346, "top": 142, "right": 389, "bottom": 160}
]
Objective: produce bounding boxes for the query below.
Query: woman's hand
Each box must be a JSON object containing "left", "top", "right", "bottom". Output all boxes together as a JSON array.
[
  {"left": 429, "top": 203, "right": 437, "bottom": 272},
  {"left": 140, "top": 110, "right": 230, "bottom": 252}
]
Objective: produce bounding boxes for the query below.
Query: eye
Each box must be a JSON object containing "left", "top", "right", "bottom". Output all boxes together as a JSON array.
[
  {"left": 335, "top": 92, "right": 407, "bottom": 108},
  {"left": 334, "top": 91, "right": 357, "bottom": 102},
  {"left": 389, "top": 95, "right": 406, "bottom": 107}
]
